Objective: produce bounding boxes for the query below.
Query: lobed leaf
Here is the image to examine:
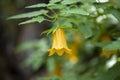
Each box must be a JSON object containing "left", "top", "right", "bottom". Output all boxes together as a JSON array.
[
  {"left": 49, "top": 0, "right": 62, "bottom": 4},
  {"left": 48, "top": 4, "right": 65, "bottom": 9},
  {"left": 26, "top": 3, "right": 47, "bottom": 8},
  {"left": 79, "top": 24, "right": 93, "bottom": 39},
  {"left": 103, "top": 39, "right": 120, "bottom": 50},
  {"left": 19, "top": 16, "right": 45, "bottom": 25},
  {"left": 8, "top": 10, "right": 48, "bottom": 19},
  {"left": 80, "top": 0, "right": 96, "bottom": 3},
  {"left": 61, "top": 8, "right": 89, "bottom": 16},
  {"left": 61, "top": 0, "right": 80, "bottom": 5},
  {"left": 61, "top": 0, "right": 96, "bottom": 4}
]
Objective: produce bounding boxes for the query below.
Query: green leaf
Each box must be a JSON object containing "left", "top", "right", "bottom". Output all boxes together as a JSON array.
[
  {"left": 61, "top": 0, "right": 80, "bottom": 5},
  {"left": 41, "top": 27, "right": 58, "bottom": 35},
  {"left": 61, "top": 0, "right": 96, "bottom": 4},
  {"left": 41, "top": 28, "right": 54, "bottom": 35},
  {"left": 103, "top": 39, "right": 120, "bottom": 50},
  {"left": 79, "top": 24, "right": 93, "bottom": 39},
  {"left": 8, "top": 10, "right": 48, "bottom": 19},
  {"left": 26, "top": 3, "right": 47, "bottom": 8},
  {"left": 94, "top": 42, "right": 110, "bottom": 47},
  {"left": 56, "top": 18, "right": 73, "bottom": 27},
  {"left": 19, "top": 16, "right": 45, "bottom": 25},
  {"left": 48, "top": 4, "right": 65, "bottom": 9},
  {"left": 61, "top": 8, "right": 89, "bottom": 16},
  {"left": 110, "top": 9, "right": 120, "bottom": 21},
  {"left": 68, "top": 8, "right": 89, "bottom": 15},
  {"left": 49, "top": 0, "right": 62, "bottom": 4},
  {"left": 80, "top": 0, "right": 96, "bottom": 3}
]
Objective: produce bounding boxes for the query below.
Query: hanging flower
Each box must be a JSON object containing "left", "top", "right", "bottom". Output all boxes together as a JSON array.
[
  {"left": 66, "top": 43, "right": 79, "bottom": 64},
  {"left": 100, "top": 49, "right": 118, "bottom": 58},
  {"left": 100, "top": 34, "right": 118, "bottom": 58},
  {"left": 100, "top": 34, "right": 111, "bottom": 42},
  {"left": 49, "top": 28, "right": 71, "bottom": 56},
  {"left": 65, "top": 32, "right": 83, "bottom": 64}
]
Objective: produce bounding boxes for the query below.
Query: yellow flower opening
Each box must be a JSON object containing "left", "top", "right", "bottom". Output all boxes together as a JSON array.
[
  {"left": 49, "top": 28, "right": 71, "bottom": 56},
  {"left": 100, "top": 34, "right": 118, "bottom": 58}
]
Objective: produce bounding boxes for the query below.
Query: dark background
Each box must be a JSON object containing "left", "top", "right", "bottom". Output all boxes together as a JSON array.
[{"left": 0, "top": 0, "right": 49, "bottom": 80}]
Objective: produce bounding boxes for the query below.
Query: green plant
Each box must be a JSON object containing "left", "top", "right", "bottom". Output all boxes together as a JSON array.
[{"left": 8, "top": 0, "right": 120, "bottom": 80}]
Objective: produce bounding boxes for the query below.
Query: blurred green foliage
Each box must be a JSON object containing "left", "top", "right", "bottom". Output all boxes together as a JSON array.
[{"left": 16, "top": 38, "right": 49, "bottom": 71}]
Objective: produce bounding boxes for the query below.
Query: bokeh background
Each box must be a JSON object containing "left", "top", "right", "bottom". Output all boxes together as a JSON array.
[
  {"left": 0, "top": 0, "right": 50, "bottom": 80},
  {"left": 0, "top": 0, "right": 120, "bottom": 80}
]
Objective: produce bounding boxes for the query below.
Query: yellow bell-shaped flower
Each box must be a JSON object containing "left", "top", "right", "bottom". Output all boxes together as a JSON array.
[
  {"left": 49, "top": 28, "right": 71, "bottom": 56},
  {"left": 65, "top": 32, "right": 82, "bottom": 64},
  {"left": 100, "top": 49, "right": 118, "bottom": 58},
  {"left": 66, "top": 43, "right": 79, "bottom": 64},
  {"left": 100, "top": 34, "right": 118, "bottom": 58}
]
